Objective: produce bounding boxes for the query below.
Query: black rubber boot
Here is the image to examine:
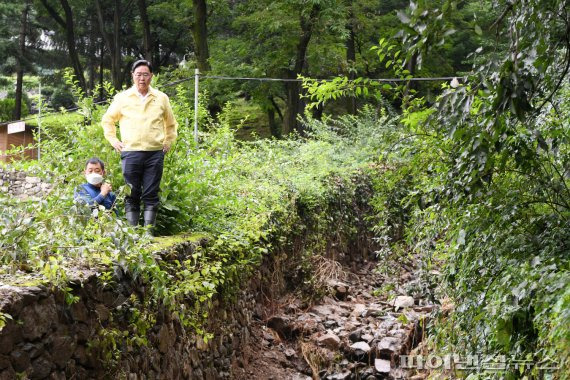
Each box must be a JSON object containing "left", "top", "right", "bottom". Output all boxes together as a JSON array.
[
  {"left": 143, "top": 209, "right": 158, "bottom": 236},
  {"left": 126, "top": 210, "right": 140, "bottom": 226}
]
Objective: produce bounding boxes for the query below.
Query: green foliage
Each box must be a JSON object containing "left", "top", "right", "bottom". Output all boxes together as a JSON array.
[
  {"left": 299, "top": 4, "right": 570, "bottom": 377},
  {"left": 1, "top": 81, "right": 392, "bottom": 366},
  {"left": 0, "top": 97, "right": 29, "bottom": 122},
  {"left": 49, "top": 87, "right": 75, "bottom": 110},
  {"left": 0, "top": 312, "right": 13, "bottom": 332}
]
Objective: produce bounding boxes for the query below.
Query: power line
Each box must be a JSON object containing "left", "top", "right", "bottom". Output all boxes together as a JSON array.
[
  {"left": 1, "top": 74, "right": 462, "bottom": 125},
  {"left": 199, "top": 74, "right": 460, "bottom": 83}
]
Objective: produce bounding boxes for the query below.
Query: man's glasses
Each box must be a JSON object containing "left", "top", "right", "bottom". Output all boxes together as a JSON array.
[{"left": 134, "top": 73, "right": 151, "bottom": 78}]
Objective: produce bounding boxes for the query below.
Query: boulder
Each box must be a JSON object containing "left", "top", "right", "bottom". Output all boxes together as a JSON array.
[
  {"left": 374, "top": 358, "right": 391, "bottom": 374},
  {"left": 317, "top": 333, "right": 341, "bottom": 350}
]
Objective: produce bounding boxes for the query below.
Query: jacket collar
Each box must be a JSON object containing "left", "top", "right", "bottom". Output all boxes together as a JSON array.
[{"left": 128, "top": 85, "right": 156, "bottom": 98}]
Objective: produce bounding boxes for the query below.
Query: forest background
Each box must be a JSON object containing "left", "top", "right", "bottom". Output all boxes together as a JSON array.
[{"left": 0, "top": 0, "right": 569, "bottom": 379}]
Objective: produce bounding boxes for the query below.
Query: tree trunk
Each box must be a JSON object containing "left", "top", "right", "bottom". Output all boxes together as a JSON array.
[
  {"left": 59, "top": 0, "right": 87, "bottom": 91},
  {"left": 404, "top": 52, "right": 418, "bottom": 100},
  {"left": 95, "top": 0, "right": 123, "bottom": 89},
  {"left": 345, "top": 3, "right": 357, "bottom": 115},
  {"left": 137, "top": 0, "right": 153, "bottom": 64},
  {"left": 99, "top": 41, "right": 105, "bottom": 101},
  {"left": 191, "top": 0, "right": 210, "bottom": 72},
  {"left": 13, "top": 3, "right": 29, "bottom": 120},
  {"left": 39, "top": 0, "right": 87, "bottom": 92},
  {"left": 282, "top": 4, "right": 320, "bottom": 135},
  {"left": 112, "top": 0, "right": 123, "bottom": 88},
  {"left": 267, "top": 107, "right": 281, "bottom": 138},
  {"left": 87, "top": 16, "right": 97, "bottom": 94}
]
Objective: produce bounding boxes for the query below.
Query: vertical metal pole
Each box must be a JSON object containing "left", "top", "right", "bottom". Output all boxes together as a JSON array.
[
  {"left": 194, "top": 68, "right": 199, "bottom": 143},
  {"left": 37, "top": 81, "right": 41, "bottom": 160}
]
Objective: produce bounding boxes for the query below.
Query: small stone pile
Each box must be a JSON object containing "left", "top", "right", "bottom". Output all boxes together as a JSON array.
[
  {"left": 236, "top": 260, "right": 436, "bottom": 380},
  {"left": 0, "top": 168, "right": 51, "bottom": 199}
]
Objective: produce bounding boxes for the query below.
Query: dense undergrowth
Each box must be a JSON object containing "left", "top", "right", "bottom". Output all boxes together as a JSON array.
[
  {"left": 367, "top": 84, "right": 570, "bottom": 379},
  {"left": 0, "top": 79, "right": 395, "bottom": 346}
]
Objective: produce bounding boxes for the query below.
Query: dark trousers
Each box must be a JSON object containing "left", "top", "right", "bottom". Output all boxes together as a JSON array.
[{"left": 121, "top": 150, "right": 164, "bottom": 212}]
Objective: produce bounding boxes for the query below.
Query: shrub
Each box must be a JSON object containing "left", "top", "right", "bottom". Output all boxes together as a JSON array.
[
  {"left": 49, "top": 87, "right": 76, "bottom": 110},
  {"left": 0, "top": 97, "right": 29, "bottom": 122}
]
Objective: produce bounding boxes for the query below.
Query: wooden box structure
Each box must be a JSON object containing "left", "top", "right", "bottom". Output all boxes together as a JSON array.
[{"left": 0, "top": 122, "right": 38, "bottom": 162}]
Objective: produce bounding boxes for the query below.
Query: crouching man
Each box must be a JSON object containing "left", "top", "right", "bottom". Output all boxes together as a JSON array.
[{"left": 74, "top": 157, "right": 117, "bottom": 214}]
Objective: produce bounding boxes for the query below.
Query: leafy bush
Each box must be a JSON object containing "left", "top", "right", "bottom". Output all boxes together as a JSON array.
[
  {"left": 365, "top": 88, "right": 570, "bottom": 379},
  {"left": 0, "top": 97, "right": 29, "bottom": 122},
  {"left": 49, "top": 87, "right": 76, "bottom": 110}
]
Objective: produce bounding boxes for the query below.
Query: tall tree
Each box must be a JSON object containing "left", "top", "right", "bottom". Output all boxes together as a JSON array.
[
  {"left": 345, "top": 0, "right": 356, "bottom": 115},
  {"left": 137, "top": 0, "right": 153, "bottom": 64},
  {"left": 13, "top": 2, "right": 30, "bottom": 120},
  {"left": 221, "top": 0, "right": 348, "bottom": 135},
  {"left": 282, "top": 3, "right": 321, "bottom": 134},
  {"left": 39, "top": 0, "right": 87, "bottom": 91},
  {"left": 95, "top": 0, "right": 124, "bottom": 89},
  {"left": 191, "top": 0, "right": 210, "bottom": 72}
]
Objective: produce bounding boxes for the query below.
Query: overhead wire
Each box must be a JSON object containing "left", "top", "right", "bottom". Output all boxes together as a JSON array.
[{"left": 0, "top": 73, "right": 462, "bottom": 125}]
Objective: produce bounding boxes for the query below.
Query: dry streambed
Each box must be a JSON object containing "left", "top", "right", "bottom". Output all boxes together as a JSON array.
[{"left": 233, "top": 258, "right": 436, "bottom": 380}]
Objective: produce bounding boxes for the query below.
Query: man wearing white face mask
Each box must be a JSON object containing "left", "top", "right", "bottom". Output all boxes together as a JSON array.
[{"left": 74, "top": 157, "right": 117, "bottom": 212}]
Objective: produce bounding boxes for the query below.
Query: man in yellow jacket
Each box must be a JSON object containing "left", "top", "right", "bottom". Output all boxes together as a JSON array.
[{"left": 101, "top": 59, "right": 178, "bottom": 230}]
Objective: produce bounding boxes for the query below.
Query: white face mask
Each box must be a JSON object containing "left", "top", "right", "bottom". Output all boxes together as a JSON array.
[{"left": 86, "top": 173, "right": 104, "bottom": 185}]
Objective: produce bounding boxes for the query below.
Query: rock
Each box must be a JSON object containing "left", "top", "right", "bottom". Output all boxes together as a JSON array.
[
  {"left": 284, "top": 348, "right": 296, "bottom": 358},
  {"left": 25, "top": 176, "right": 41, "bottom": 184},
  {"left": 267, "top": 315, "right": 292, "bottom": 339},
  {"left": 51, "top": 335, "right": 75, "bottom": 368},
  {"left": 351, "top": 304, "right": 366, "bottom": 316},
  {"left": 0, "top": 323, "right": 20, "bottom": 355},
  {"left": 361, "top": 333, "right": 374, "bottom": 343},
  {"left": 10, "top": 350, "right": 30, "bottom": 372},
  {"left": 0, "top": 367, "right": 16, "bottom": 380},
  {"left": 50, "top": 371, "right": 67, "bottom": 380},
  {"left": 317, "top": 333, "right": 340, "bottom": 350},
  {"left": 389, "top": 329, "right": 407, "bottom": 339},
  {"left": 30, "top": 355, "right": 52, "bottom": 379},
  {"left": 262, "top": 330, "right": 276, "bottom": 342},
  {"left": 377, "top": 337, "right": 401, "bottom": 359},
  {"left": 349, "top": 341, "right": 371, "bottom": 353},
  {"left": 69, "top": 301, "right": 89, "bottom": 323},
  {"left": 374, "top": 358, "right": 391, "bottom": 374},
  {"left": 364, "top": 306, "right": 385, "bottom": 318},
  {"left": 348, "top": 329, "right": 362, "bottom": 342},
  {"left": 0, "top": 357, "right": 8, "bottom": 371},
  {"left": 326, "top": 371, "right": 351, "bottom": 380},
  {"left": 335, "top": 285, "right": 348, "bottom": 300},
  {"left": 323, "top": 320, "right": 337, "bottom": 329},
  {"left": 22, "top": 343, "right": 42, "bottom": 360},
  {"left": 95, "top": 304, "right": 110, "bottom": 322},
  {"left": 311, "top": 305, "right": 333, "bottom": 318},
  {"left": 158, "top": 324, "right": 173, "bottom": 354},
  {"left": 20, "top": 297, "right": 57, "bottom": 340},
  {"left": 326, "top": 280, "right": 349, "bottom": 300},
  {"left": 393, "top": 296, "right": 415, "bottom": 309}
]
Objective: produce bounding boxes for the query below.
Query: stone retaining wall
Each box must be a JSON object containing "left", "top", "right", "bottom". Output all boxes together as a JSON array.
[
  {"left": 0, "top": 239, "right": 258, "bottom": 380},
  {"left": 0, "top": 168, "right": 51, "bottom": 199},
  {"left": 0, "top": 235, "right": 373, "bottom": 380},
  {"left": 0, "top": 173, "right": 376, "bottom": 379}
]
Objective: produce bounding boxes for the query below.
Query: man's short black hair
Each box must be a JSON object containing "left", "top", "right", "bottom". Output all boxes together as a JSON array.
[
  {"left": 131, "top": 59, "right": 153, "bottom": 73},
  {"left": 85, "top": 157, "right": 105, "bottom": 171}
]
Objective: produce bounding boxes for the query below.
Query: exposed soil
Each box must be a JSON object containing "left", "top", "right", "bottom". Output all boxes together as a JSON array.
[{"left": 233, "top": 257, "right": 436, "bottom": 380}]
